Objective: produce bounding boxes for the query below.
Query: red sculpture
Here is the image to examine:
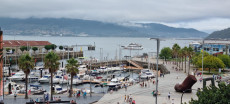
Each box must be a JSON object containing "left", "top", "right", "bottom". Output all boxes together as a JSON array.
[{"left": 174, "top": 75, "right": 197, "bottom": 93}]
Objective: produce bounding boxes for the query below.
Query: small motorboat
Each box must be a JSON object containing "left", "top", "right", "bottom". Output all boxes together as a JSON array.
[
  {"left": 38, "top": 75, "right": 51, "bottom": 83},
  {"left": 30, "top": 85, "right": 46, "bottom": 93},
  {"left": 53, "top": 85, "right": 67, "bottom": 94},
  {"left": 107, "top": 78, "right": 122, "bottom": 87},
  {"left": 8, "top": 71, "right": 25, "bottom": 81}
]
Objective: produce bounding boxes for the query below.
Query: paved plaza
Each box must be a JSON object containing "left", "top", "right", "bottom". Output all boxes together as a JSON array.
[{"left": 96, "top": 59, "right": 216, "bottom": 104}]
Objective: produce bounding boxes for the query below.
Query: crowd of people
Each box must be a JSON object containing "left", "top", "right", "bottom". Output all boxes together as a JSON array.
[{"left": 124, "top": 94, "right": 136, "bottom": 104}]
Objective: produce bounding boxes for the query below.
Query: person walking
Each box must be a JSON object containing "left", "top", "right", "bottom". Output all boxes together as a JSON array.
[
  {"left": 125, "top": 84, "right": 127, "bottom": 91},
  {"left": 168, "top": 92, "right": 171, "bottom": 100},
  {"left": 124, "top": 95, "right": 126, "bottom": 102}
]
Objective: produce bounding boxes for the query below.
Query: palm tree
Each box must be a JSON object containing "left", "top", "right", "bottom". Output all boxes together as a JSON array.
[
  {"left": 178, "top": 49, "right": 183, "bottom": 70},
  {"left": 66, "top": 58, "right": 79, "bottom": 97},
  {"left": 187, "top": 47, "right": 194, "bottom": 75},
  {"left": 44, "top": 51, "right": 60, "bottom": 101},
  {"left": 182, "top": 46, "right": 188, "bottom": 73},
  {"left": 18, "top": 54, "right": 34, "bottom": 99},
  {"left": 172, "top": 44, "right": 181, "bottom": 66}
]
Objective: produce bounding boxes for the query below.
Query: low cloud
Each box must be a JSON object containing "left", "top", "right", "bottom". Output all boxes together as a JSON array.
[{"left": 1, "top": 0, "right": 230, "bottom": 32}]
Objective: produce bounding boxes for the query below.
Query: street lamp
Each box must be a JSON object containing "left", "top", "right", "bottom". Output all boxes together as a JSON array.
[
  {"left": 149, "top": 38, "right": 160, "bottom": 104},
  {"left": 181, "top": 89, "right": 199, "bottom": 104},
  {"left": 202, "top": 40, "right": 204, "bottom": 80}
]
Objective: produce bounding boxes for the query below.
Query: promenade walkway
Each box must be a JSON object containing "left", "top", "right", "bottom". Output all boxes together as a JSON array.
[{"left": 96, "top": 58, "right": 215, "bottom": 104}]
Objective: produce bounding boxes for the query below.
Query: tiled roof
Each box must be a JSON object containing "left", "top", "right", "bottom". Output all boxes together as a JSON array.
[{"left": 3, "top": 40, "right": 52, "bottom": 47}]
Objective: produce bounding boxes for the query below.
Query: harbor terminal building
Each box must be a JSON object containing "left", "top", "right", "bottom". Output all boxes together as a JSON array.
[
  {"left": 189, "top": 40, "right": 230, "bottom": 55},
  {"left": 2, "top": 40, "right": 52, "bottom": 54}
]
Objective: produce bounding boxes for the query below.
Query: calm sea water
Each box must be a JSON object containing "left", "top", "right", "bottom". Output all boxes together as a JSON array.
[{"left": 4, "top": 35, "right": 195, "bottom": 60}]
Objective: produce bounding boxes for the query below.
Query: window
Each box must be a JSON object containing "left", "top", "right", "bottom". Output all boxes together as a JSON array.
[
  {"left": 213, "top": 48, "right": 219, "bottom": 51},
  {"left": 223, "top": 48, "right": 226, "bottom": 52}
]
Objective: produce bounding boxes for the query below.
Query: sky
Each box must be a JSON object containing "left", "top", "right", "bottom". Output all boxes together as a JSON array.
[{"left": 1, "top": 0, "right": 230, "bottom": 33}]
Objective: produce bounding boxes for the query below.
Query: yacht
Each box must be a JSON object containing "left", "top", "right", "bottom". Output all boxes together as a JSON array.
[
  {"left": 78, "top": 65, "right": 87, "bottom": 74},
  {"left": 8, "top": 71, "right": 25, "bottom": 81},
  {"left": 53, "top": 85, "right": 67, "bottom": 94},
  {"left": 107, "top": 78, "right": 122, "bottom": 87},
  {"left": 53, "top": 75, "right": 62, "bottom": 84},
  {"left": 111, "top": 66, "right": 123, "bottom": 71},
  {"left": 38, "top": 75, "right": 51, "bottom": 83},
  {"left": 29, "top": 85, "right": 46, "bottom": 93},
  {"left": 140, "top": 69, "right": 155, "bottom": 79},
  {"left": 97, "top": 67, "right": 108, "bottom": 73},
  {"left": 4, "top": 81, "right": 25, "bottom": 94},
  {"left": 123, "top": 43, "right": 143, "bottom": 50},
  {"left": 70, "top": 78, "right": 83, "bottom": 85}
]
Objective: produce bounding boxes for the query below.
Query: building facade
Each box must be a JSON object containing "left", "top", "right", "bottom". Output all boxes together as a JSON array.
[
  {"left": 190, "top": 40, "right": 230, "bottom": 55},
  {"left": 3, "top": 40, "right": 52, "bottom": 54}
]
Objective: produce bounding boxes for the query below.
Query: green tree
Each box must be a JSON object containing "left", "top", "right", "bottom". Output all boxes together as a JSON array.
[
  {"left": 172, "top": 43, "right": 181, "bottom": 66},
  {"left": 44, "top": 45, "right": 52, "bottom": 51},
  {"left": 12, "top": 49, "right": 15, "bottom": 53},
  {"left": 66, "top": 58, "right": 79, "bottom": 97},
  {"left": 189, "top": 83, "right": 230, "bottom": 104},
  {"left": 20, "top": 46, "right": 27, "bottom": 52},
  {"left": 59, "top": 46, "right": 63, "bottom": 50},
  {"left": 32, "top": 47, "right": 38, "bottom": 53},
  {"left": 50, "top": 44, "right": 57, "bottom": 50},
  {"left": 192, "top": 51, "right": 209, "bottom": 67},
  {"left": 6, "top": 48, "right": 11, "bottom": 52},
  {"left": 159, "top": 47, "right": 172, "bottom": 61},
  {"left": 217, "top": 54, "right": 230, "bottom": 68},
  {"left": 18, "top": 54, "right": 34, "bottom": 99},
  {"left": 44, "top": 51, "right": 60, "bottom": 101},
  {"left": 197, "top": 55, "right": 225, "bottom": 73}
]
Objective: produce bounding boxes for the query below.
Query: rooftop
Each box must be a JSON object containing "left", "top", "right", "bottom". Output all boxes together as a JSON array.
[{"left": 3, "top": 40, "right": 52, "bottom": 47}]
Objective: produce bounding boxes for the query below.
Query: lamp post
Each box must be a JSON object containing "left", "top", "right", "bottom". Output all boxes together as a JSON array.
[
  {"left": 202, "top": 40, "right": 204, "bottom": 80},
  {"left": 149, "top": 38, "right": 160, "bottom": 104},
  {"left": 181, "top": 89, "right": 198, "bottom": 104}
]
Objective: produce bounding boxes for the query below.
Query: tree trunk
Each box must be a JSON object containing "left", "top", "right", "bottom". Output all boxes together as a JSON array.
[
  {"left": 176, "top": 55, "right": 178, "bottom": 67},
  {"left": 25, "top": 73, "right": 28, "bottom": 99},
  {"left": 184, "top": 56, "right": 186, "bottom": 73},
  {"left": 181, "top": 57, "right": 183, "bottom": 71},
  {"left": 51, "top": 72, "right": 53, "bottom": 101},
  {"left": 178, "top": 57, "right": 181, "bottom": 70},
  {"left": 69, "top": 74, "right": 73, "bottom": 97}
]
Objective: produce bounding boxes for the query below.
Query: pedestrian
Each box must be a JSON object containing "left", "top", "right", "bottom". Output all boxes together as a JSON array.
[
  {"left": 168, "top": 92, "right": 171, "bottom": 100},
  {"left": 110, "top": 89, "right": 113, "bottom": 94},
  {"left": 153, "top": 80, "right": 155, "bottom": 84},
  {"left": 83, "top": 91, "right": 87, "bottom": 97},
  {"left": 132, "top": 100, "right": 136, "bottom": 104},
  {"left": 127, "top": 95, "right": 129, "bottom": 102},
  {"left": 125, "top": 84, "right": 127, "bottom": 91},
  {"left": 145, "top": 83, "right": 147, "bottom": 87},
  {"left": 124, "top": 95, "right": 126, "bottom": 102},
  {"left": 199, "top": 77, "right": 202, "bottom": 82}
]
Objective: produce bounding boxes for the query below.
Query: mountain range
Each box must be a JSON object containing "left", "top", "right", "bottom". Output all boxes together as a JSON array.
[
  {"left": 0, "top": 18, "right": 208, "bottom": 38},
  {"left": 206, "top": 28, "right": 230, "bottom": 39}
]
